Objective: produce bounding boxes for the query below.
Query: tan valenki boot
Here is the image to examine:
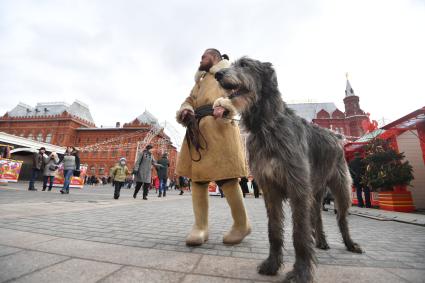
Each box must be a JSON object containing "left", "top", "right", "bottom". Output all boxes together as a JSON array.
[
  {"left": 221, "top": 179, "right": 252, "bottom": 245},
  {"left": 186, "top": 182, "right": 209, "bottom": 246}
]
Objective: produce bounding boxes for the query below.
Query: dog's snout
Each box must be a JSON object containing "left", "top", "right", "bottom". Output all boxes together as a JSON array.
[{"left": 215, "top": 71, "right": 224, "bottom": 81}]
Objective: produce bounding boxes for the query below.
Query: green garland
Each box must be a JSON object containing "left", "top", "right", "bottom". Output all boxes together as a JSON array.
[{"left": 361, "top": 138, "right": 414, "bottom": 192}]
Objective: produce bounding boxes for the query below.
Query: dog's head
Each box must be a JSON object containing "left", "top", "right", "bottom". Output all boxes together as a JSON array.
[{"left": 215, "top": 57, "right": 277, "bottom": 114}]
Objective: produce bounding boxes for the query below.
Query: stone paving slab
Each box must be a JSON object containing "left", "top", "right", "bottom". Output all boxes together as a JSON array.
[
  {"left": 32, "top": 237, "right": 202, "bottom": 273},
  {"left": 385, "top": 268, "right": 425, "bottom": 283},
  {"left": 183, "top": 274, "right": 252, "bottom": 283},
  {"left": 314, "top": 265, "right": 411, "bottom": 283},
  {"left": 100, "top": 266, "right": 185, "bottom": 283},
  {"left": 0, "top": 250, "right": 68, "bottom": 282},
  {"left": 0, "top": 228, "right": 58, "bottom": 249},
  {"left": 348, "top": 206, "right": 425, "bottom": 226},
  {"left": 12, "top": 258, "right": 121, "bottom": 283},
  {"left": 0, "top": 245, "right": 22, "bottom": 257}
]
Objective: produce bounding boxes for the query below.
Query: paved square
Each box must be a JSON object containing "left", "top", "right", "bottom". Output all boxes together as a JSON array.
[{"left": 0, "top": 182, "right": 424, "bottom": 282}]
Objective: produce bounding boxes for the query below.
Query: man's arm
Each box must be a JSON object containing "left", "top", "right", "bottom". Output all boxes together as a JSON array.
[{"left": 176, "top": 88, "right": 196, "bottom": 126}]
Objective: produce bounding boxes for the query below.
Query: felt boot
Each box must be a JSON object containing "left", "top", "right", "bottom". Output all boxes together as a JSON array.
[
  {"left": 221, "top": 179, "right": 251, "bottom": 245},
  {"left": 186, "top": 182, "right": 209, "bottom": 246}
]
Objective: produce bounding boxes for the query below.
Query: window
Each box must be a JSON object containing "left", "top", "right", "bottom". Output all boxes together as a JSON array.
[
  {"left": 28, "top": 133, "right": 33, "bottom": 140},
  {"left": 90, "top": 166, "right": 96, "bottom": 175},
  {"left": 99, "top": 167, "right": 105, "bottom": 175},
  {"left": 45, "top": 133, "right": 52, "bottom": 143}
]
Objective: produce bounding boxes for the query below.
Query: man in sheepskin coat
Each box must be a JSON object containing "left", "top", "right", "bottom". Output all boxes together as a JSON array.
[{"left": 176, "top": 48, "right": 251, "bottom": 246}]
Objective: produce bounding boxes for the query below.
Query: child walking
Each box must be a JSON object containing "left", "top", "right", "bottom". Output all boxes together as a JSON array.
[{"left": 111, "top": 157, "right": 130, "bottom": 199}]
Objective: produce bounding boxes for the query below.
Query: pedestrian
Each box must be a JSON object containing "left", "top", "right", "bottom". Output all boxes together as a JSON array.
[
  {"left": 28, "top": 147, "right": 47, "bottom": 191},
  {"left": 126, "top": 177, "right": 133, "bottom": 189},
  {"left": 133, "top": 145, "right": 160, "bottom": 200},
  {"left": 60, "top": 146, "right": 79, "bottom": 194},
  {"left": 252, "top": 178, "right": 260, "bottom": 198},
  {"left": 176, "top": 48, "right": 250, "bottom": 246},
  {"left": 349, "top": 152, "right": 371, "bottom": 208},
  {"left": 111, "top": 157, "right": 130, "bottom": 199},
  {"left": 42, "top": 152, "right": 59, "bottom": 191},
  {"left": 239, "top": 176, "right": 249, "bottom": 198},
  {"left": 178, "top": 175, "right": 185, "bottom": 195},
  {"left": 157, "top": 153, "right": 169, "bottom": 197},
  {"left": 153, "top": 175, "right": 160, "bottom": 194}
]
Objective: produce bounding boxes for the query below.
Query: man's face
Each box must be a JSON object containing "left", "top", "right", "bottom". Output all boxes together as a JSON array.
[
  {"left": 40, "top": 149, "right": 45, "bottom": 154},
  {"left": 199, "top": 51, "right": 214, "bottom": 71}
]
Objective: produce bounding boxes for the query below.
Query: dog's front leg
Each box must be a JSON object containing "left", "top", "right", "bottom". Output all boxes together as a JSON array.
[
  {"left": 258, "top": 188, "right": 284, "bottom": 276},
  {"left": 284, "top": 182, "right": 316, "bottom": 283}
]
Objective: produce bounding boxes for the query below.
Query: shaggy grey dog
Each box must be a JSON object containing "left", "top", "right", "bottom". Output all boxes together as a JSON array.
[{"left": 213, "top": 57, "right": 363, "bottom": 283}]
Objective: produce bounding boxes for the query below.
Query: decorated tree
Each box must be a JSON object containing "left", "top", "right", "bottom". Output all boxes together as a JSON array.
[{"left": 361, "top": 138, "right": 414, "bottom": 191}]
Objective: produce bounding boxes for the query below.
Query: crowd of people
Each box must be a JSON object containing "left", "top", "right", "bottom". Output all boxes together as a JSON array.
[
  {"left": 26, "top": 144, "right": 199, "bottom": 200},
  {"left": 28, "top": 146, "right": 80, "bottom": 194}
]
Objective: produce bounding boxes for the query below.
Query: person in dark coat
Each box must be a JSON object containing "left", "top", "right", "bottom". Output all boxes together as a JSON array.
[
  {"left": 28, "top": 147, "right": 47, "bottom": 191},
  {"left": 251, "top": 178, "right": 260, "bottom": 198},
  {"left": 239, "top": 177, "right": 249, "bottom": 198},
  {"left": 349, "top": 152, "right": 371, "bottom": 208},
  {"left": 133, "top": 145, "right": 160, "bottom": 200},
  {"left": 157, "top": 153, "right": 169, "bottom": 197}
]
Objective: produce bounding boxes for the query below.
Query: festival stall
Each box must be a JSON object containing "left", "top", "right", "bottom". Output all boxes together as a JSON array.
[{"left": 344, "top": 107, "right": 425, "bottom": 211}]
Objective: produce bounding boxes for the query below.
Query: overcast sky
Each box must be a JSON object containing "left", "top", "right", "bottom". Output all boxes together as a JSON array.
[{"left": 1, "top": 0, "right": 424, "bottom": 144}]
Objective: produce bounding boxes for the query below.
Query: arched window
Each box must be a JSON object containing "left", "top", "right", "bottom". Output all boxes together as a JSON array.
[
  {"left": 45, "top": 133, "right": 52, "bottom": 143},
  {"left": 99, "top": 167, "right": 105, "bottom": 175},
  {"left": 28, "top": 133, "right": 33, "bottom": 140}
]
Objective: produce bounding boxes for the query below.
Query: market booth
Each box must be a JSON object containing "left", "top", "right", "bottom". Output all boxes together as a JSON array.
[
  {"left": 344, "top": 107, "right": 425, "bottom": 212},
  {"left": 0, "top": 132, "right": 86, "bottom": 188}
]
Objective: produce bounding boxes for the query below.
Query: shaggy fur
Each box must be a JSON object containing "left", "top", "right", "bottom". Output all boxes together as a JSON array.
[{"left": 214, "top": 57, "right": 363, "bottom": 283}]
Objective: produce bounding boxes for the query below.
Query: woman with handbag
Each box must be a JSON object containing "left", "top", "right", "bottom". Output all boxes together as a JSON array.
[
  {"left": 42, "top": 152, "right": 59, "bottom": 191},
  {"left": 60, "top": 146, "right": 79, "bottom": 194}
]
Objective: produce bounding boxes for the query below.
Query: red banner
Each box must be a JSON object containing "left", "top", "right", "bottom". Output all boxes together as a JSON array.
[
  {"left": 53, "top": 164, "right": 87, "bottom": 189},
  {"left": 0, "top": 158, "right": 23, "bottom": 182}
]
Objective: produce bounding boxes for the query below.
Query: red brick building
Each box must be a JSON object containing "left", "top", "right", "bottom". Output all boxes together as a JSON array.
[
  {"left": 0, "top": 101, "right": 177, "bottom": 178},
  {"left": 288, "top": 78, "right": 371, "bottom": 140}
]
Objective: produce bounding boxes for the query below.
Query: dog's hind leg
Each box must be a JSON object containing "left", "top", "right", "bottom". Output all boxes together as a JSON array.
[
  {"left": 284, "top": 178, "right": 316, "bottom": 283},
  {"left": 257, "top": 187, "right": 284, "bottom": 276},
  {"left": 328, "top": 162, "right": 363, "bottom": 254},
  {"left": 312, "top": 189, "right": 330, "bottom": 250}
]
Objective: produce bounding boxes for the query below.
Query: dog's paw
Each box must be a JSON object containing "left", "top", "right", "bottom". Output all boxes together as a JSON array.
[
  {"left": 347, "top": 242, "right": 363, "bottom": 254},
  {"left": 257, "top": 257, "right": 281, "bottom": 276},
  {"left": 315, "top": 241, "right": 330, "bottom": 250},
  {"left": 283, "top": 270, "right": 314, "bottom": 283}
]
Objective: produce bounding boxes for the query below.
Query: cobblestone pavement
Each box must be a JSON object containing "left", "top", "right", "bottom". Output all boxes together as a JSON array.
[{"left": 0, "top": 182, "right": 424, "bottom": 282}]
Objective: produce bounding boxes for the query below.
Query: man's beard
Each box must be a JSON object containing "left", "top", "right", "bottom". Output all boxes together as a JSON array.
[{"left": 199, "top": 61, "right": 213, "bottom": 71}]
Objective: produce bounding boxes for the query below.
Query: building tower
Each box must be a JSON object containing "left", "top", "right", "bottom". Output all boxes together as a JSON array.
[{"left": 343, "top": 74, "right": 369, "bottom": 138}]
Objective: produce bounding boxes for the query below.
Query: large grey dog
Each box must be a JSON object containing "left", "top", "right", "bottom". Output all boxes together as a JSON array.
[{"left": 213, "top": 57, "right": 363, "bottom": 283}]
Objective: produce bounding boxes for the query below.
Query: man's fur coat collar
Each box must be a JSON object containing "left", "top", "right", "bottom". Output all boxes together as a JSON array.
[{"left": 194, "top": 59, "right": 230, "bottom": 83}]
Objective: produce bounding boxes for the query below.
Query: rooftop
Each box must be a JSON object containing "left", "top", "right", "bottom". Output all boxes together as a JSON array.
[
  {"left": 6, "top": 100, "right": 94, "bottom": 124},
  {"left": 287, "top": 102, "right": 338, "bottom": 122}
]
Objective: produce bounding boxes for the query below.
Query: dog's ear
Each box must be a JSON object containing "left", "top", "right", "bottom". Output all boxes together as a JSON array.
[{"left": 261, "top": 62, "right": 278, "bottom": 88}]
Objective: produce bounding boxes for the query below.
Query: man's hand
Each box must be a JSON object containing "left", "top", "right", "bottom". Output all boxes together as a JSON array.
[
  {"left": 213, "top": 106, "right": 226, "bottom": 119},
  {"left": 181, "top": 109, "right": 194, "bottom": 122}
]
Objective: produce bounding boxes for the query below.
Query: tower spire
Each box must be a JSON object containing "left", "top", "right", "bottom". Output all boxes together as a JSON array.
[{"left": 345, "top": 72, "right": 355, "bottom": 97}]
